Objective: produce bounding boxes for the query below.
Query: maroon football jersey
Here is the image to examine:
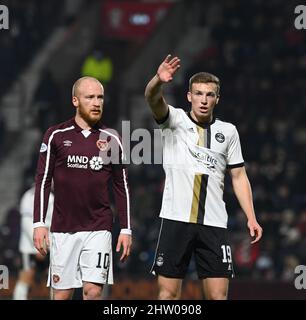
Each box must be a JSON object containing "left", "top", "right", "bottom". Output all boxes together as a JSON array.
[{"left": 33, "top": 118, "right": 131, "bottom": 234}]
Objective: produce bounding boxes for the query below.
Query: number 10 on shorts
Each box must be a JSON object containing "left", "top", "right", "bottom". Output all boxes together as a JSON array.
[{"left": 96, "top": 252, "right": 110, "bottom": 269}]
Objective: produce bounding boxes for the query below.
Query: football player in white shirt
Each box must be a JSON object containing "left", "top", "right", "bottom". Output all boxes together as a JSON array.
[
  {"left": 145, "top": 55, "right": 263, "bottom": 300},
  {"left": 13, "top": 185, "right": 54, "bottom": 299}
]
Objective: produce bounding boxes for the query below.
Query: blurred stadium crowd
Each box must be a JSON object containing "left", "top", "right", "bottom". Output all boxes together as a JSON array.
[{"left": 0, "top": 0, "right": 306, "bottom": 297}]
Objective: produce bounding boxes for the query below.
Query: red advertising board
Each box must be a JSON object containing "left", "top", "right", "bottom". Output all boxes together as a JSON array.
[{"left": 101, "top": 1, "right": 173, "bottom": 40}]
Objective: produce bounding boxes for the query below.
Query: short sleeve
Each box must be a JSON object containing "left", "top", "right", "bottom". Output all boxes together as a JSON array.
[
  {"left": 227, "top": 126, "right": 244, "bottom": 168},
  {"left": 158, "top": 105, "right": 181, "bottom": 130}
]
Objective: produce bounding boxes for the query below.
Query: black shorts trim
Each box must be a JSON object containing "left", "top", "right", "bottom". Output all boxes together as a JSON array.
[{"left": 154, "top": 271, "right": 185, "bottom": 279}]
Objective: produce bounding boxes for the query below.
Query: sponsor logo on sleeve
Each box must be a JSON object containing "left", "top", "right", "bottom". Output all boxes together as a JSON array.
[{"left": 40, "top": 143, "right": 48, "bottom": 153}]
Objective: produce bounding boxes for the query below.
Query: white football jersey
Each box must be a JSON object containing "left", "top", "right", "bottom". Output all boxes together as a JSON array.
[
  {"left": 158, "top": 105, "right": 244, "bottom": 228},
  {"left": 20, "top": 187, "right": 54, "bottom": 227}
]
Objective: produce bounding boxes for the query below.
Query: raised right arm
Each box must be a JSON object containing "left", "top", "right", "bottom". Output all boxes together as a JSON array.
[{"left": 144, "top": 54, "right": 180, "bottom": 121}]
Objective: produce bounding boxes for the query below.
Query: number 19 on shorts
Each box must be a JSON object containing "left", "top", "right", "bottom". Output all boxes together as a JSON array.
[{"left": 221, "top": 245, "right": 232, "bottom": 263}]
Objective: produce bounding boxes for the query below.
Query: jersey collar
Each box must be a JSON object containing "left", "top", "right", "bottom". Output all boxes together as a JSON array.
[
  {"left": 71, "top": 118, "right": 104, "bottom": 133},
  {"left": 187, "top": 112, "right": 216, "bottom": 129}
]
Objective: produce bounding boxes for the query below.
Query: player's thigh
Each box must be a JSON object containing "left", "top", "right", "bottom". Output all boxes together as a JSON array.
[
  {"left": 194, "top": 225, "right": 234, "bottom": 279},
  {"left": 80, "top": 230, "right": 113, "bottom": 285},
  {"left": 151, "top": 218, "right": 195, "bottom": 278}
]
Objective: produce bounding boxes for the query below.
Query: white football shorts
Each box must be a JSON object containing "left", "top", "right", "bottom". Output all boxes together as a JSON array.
[{"left": 48, "top": 230, "right": 113, "bottom": 289}]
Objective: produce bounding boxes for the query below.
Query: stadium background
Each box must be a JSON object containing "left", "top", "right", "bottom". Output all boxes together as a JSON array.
[{"left": 0, "top": 0, "right": 306, "bottom": 299}]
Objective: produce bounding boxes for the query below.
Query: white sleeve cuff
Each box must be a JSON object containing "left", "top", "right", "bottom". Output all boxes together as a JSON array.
[
  {"left": 33, "top": 222, "right": 46, "bottom": 228},
  {"left": 120, "top": 229, "right": 132, "bottom": 235}
]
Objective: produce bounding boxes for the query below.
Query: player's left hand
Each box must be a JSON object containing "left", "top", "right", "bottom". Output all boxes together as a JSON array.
[
  {"left": 247, "top": 219, "right": 263, "bottom": 244},
  {"left": 116, "top": 233, "right": 132, "bottom": 262}
]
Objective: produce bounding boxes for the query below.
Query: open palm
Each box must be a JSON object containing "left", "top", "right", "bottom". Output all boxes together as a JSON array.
[{"left": 157, "top": 54, "right": 180, "bottom": 82}]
